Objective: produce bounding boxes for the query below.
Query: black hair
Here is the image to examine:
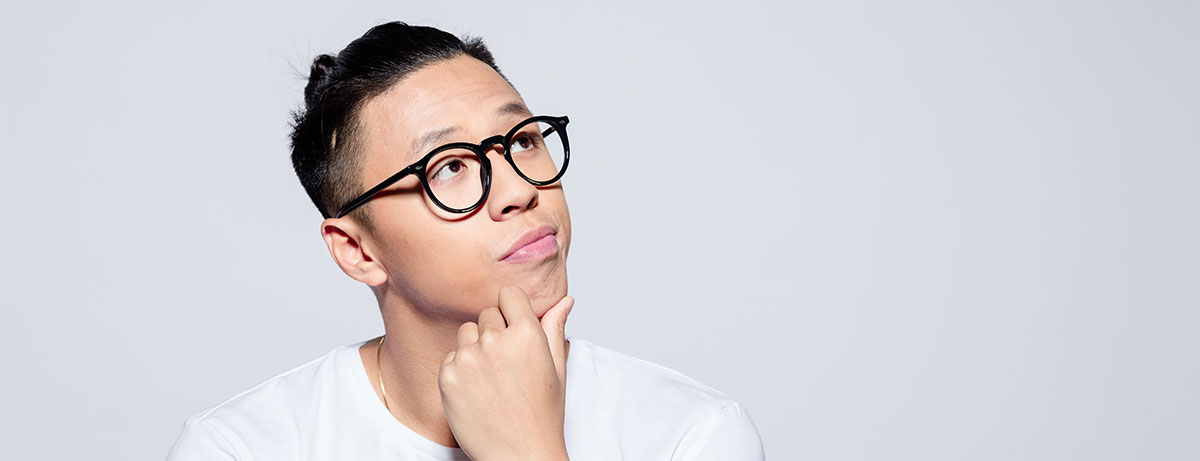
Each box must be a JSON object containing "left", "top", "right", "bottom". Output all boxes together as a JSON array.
[{"left": 289, "top": 21, "right": 508, "bottom": 230}]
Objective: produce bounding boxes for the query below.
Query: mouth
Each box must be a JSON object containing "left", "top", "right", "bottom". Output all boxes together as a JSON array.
[{"left": 500, "top": 224, "right": 558, "bottom": 263}]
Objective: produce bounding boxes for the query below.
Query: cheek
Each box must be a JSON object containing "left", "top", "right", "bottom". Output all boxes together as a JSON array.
[
  {"left": 397, "top": 230, "right": 484, "bottom": 279},
  {"left": 558, "top": 221, "right": 572, "bottom": 260},
  {"left": 393, "top": 223, "right": 497, "bottom": 297},
  {"left": 550, "top": 193, "right": 572, "bottom": 256},
  {"left": 373, "top": 204, "right": 485, "bottom": 284}
]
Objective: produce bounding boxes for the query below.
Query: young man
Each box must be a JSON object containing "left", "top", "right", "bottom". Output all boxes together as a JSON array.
[{"left": 168, "top": 21, "right": 765, "bottom": 460}]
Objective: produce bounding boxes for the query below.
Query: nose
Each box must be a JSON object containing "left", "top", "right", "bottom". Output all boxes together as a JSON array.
[{"left": 484, "top": 145, "right": 538, "bottom": 220}]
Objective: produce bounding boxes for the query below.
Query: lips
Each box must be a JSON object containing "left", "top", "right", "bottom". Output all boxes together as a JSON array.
[{"left": 501, "top": 224, "right": 561, "bottom": 262}]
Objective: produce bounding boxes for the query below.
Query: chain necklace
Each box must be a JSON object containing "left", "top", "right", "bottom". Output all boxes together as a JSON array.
[{"left": 376, "top": 335, "right": 391, "bottom": 412}]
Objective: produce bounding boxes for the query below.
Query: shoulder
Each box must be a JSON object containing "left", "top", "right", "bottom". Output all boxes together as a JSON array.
[
  {"left": 571, "top": 337, "right": 737, "bottom": 408},
  {"left": 167, "top": 342, "right": 360, "bottom": 460},
  {"left": 191, "top": 343, "right": 347, "bottom": 422},
  {"left": 669, "top": 400, "right": 766, "bottom": 460},
  {"left": 565, "top": 337, "right": 765, "bottom": 459}
]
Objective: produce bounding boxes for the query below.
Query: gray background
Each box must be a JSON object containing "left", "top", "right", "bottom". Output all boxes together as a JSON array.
[{"left": 1, "top": 1, "right": 1197, "bottom": 460}]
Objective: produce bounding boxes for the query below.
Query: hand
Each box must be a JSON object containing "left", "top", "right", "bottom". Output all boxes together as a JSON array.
[{"left": 438, "top": 286, "right": 575, "bottom": 461}]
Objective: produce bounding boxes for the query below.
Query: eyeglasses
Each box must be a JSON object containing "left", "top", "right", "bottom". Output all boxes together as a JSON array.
[{"left": 334, "top": 115, "right": 570, "bottom": 218}]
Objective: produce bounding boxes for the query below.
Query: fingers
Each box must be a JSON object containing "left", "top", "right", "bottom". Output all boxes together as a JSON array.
[
  {"left": 540, "top": 295, "right": 575, "bottom": 383},
  {"left": 457, "top": 321, "right": 479, "bottom": 350},
  {"left": 496, "top": 285, "right": 538, "bottom": 328},
  {"left": 477, "top": 307, "right": 506, "bottom": 336}
]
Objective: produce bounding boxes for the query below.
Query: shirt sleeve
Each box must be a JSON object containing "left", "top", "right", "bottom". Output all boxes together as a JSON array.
[
  {"left": 671, "top": 402, "right": 766, "bottom": 461},
  {"left": 166, "top": 416, "right": 239, "bottom": 461}
]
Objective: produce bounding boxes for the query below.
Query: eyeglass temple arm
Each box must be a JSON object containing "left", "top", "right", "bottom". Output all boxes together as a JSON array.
[
  {"left": 541, "top": 115, "right": 568, "bottom": 137},
  {"left": 334, "top": 167, "right": 414, "bottom": 218}
]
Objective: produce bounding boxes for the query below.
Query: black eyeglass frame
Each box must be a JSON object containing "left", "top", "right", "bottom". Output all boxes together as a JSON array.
[{"left": 333, "top": 115, "right": 571, "bottom": 218}]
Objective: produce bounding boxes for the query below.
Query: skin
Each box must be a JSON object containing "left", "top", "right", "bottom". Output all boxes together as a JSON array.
[{"left": 318, "top": 55, "right": 573, "bottom": 460}]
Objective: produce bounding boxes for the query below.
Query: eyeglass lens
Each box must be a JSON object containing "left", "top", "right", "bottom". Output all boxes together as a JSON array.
[{"left": 423, "top": 120, "right": 566, "bottom": 211}]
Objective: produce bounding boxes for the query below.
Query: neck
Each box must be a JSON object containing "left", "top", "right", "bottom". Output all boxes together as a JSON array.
[{"left": 360, "top": 289, "right": 466, "bottom": 448}]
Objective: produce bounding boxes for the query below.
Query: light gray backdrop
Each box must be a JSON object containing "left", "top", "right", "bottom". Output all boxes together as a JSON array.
[{"left": 1, "top": 1, "right": 1197, "bottom": 460}]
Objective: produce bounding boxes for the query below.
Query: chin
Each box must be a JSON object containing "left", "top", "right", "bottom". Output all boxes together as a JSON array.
[{"left": 523, "top": 275, "right": 568, "bottom": 318}]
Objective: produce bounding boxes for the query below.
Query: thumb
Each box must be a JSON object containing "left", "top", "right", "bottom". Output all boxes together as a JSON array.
[{"left": 540, "top": 295, "right": 574, "bottom": 382}]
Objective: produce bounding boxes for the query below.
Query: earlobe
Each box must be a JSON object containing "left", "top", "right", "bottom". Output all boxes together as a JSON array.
[{"left": 320, "top": 218, "right": 389, "bottom": 287}]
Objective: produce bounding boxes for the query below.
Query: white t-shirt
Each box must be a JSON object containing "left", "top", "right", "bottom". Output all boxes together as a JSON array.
[{"left": 167, "top": 335, "right": 765, "bottom": 460}]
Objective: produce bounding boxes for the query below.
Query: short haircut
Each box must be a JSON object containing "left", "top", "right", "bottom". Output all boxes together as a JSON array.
[{"left": 289, "top": 21, "right": 508, "bottom": 230}]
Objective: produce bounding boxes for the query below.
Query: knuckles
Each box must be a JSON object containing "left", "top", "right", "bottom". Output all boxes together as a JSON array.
[
  {"left": 443, "top": 307, "right": 546, "bottom": 374},
  {"left": 438, "top": 366, "right": 458, "bottom": 387},
  {"left": 439, "top": 353, "right": 457, "bottom": 380},
  {"left": 477, "top": 329, "right": 500, "bottom": 345}
]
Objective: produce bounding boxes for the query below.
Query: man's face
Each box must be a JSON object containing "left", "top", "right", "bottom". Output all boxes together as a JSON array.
[{"left": 349, "top": 55, "right": 571, "bottom": 321}]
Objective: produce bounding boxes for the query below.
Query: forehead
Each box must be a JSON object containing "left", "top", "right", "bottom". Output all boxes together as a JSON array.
[{"left": 357, "top": 55, "right": 529, "bottom": 166}]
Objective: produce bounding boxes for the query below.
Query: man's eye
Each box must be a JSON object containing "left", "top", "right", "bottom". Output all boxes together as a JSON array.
[
  {"left": 430, "top": 159, "right": 467, "bottom": 182},
  {"left": 511, "top": 134, "right": 538, "bottom": 153}
]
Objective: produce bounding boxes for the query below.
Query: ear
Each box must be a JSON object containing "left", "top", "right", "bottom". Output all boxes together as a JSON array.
[{"left": 320, "top": 217, "right": 388, "bottom": 287}]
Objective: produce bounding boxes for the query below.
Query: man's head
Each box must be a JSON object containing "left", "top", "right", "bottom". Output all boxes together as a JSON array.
[{"left": 290, "top": 22, "right": 571, "bottom": 321}]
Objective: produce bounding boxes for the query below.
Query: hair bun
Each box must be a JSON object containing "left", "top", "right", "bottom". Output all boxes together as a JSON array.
[{"left": 304, "top": 54, "right": 338, "bottom": 108}]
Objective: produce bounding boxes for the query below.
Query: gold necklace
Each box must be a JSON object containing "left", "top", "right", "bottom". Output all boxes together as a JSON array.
[{"left": 377, "top": 335, "right": 391, "bottom": 412}]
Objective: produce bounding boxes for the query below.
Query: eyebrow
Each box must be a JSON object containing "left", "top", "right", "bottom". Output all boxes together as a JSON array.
[
  {"left": 408, "top": 101, "right": 534, "bottom": 159},
  {"left": 496, "top": 101, "right": 533, "bottom": 118},
  {"left": 410, "top": 126, "right": 459, "bottom": 160}
]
